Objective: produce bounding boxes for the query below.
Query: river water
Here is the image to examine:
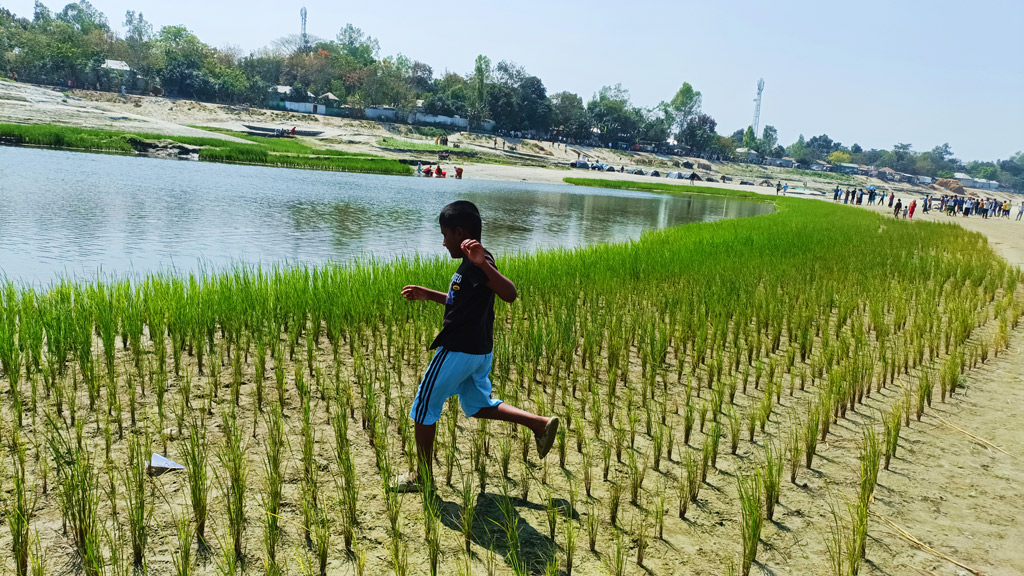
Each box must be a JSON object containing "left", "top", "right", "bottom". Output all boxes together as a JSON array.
[{"left": 0, "top": 146, "right": 773, "bottom": 285}]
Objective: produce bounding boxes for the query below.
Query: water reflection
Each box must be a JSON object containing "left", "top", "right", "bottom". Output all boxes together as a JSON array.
[{"left": 0, "top": 147, "right": 773, "bottom": 285}]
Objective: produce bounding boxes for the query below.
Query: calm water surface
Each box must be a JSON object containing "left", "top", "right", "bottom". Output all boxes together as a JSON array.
[{"left": 0, "top": 147, "right": 773, "bottom": 285}]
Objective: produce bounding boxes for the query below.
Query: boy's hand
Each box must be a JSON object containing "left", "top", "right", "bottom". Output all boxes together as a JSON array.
[
  {"left": 460, "top": 239, "right": 487, "bottom": 266},
  {"left": 401, "top": 285, "right": 431, "bottom": 301}
]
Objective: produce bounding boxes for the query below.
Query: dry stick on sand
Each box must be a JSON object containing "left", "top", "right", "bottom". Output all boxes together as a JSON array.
[
  {"left": 932, "top": 415, "right": 1012, "bottom": 456},
  {"left": 872, "top": 513, "right": 987, "bottom": 576}
]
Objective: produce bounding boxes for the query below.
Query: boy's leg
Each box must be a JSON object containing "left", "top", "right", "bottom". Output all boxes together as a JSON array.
[
  {"left": 400, "top": 348, "right": 475, "bottom": 490},
  {"left": 459, "top": 353, "right": 559, "bottom": 457},
  {"left": 415, "top": 422, "right": 437, "bottom": 477},
  {"left": 473, "top": 403, "right": 548, "bottom": 437}
]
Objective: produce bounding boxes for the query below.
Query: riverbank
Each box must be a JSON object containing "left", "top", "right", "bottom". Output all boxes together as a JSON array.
[
  {"left": 3, "top": 80, "right": 1018, "bottom": 204},
  {"left": 0, "top": 122, "right": 411, "bottom": 176}
]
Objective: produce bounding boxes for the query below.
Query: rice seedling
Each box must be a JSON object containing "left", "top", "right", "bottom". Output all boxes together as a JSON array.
[
  {"left": 608, "top": 480, "right": 622, "bottom": 526},
  {"left": 602, "top": 437, "right": 612, "bottom": 481},
  {"left": 709, "top": 420, "right": 722, "bottom": 470},
  {"left": 700, "top": 433, "right": 713, "bottom": 483},
  {"left": 180, "top": 416, "right": 210, "bottom": 547},
  {"left": 518, "top": 456, "right": 532, "bottom": 502},
  {"left": 563, "top": 506, "right": 579, "bottom": 576},
  {"left": 4, "top": 430, "right": 35, "bottom": 576},
  {"left": 216, "top": 409, "right": 247, "bottom": 559},
  {"left": 859, "top": 427, "right": 882, "bottom": 507},
  {"left": 586, "top": 500, "right": 599, "bottom": 552},
  {"left": 122, "top": 430, "right": 151, "bottom": 566},
  {"left": 459, "top": 468, "right": 477, "bottom": 552},
  {"left": 30, "top": 531, "right": 45, "bottom": 576},
  {"left": 804, "top": 402, "right": 820, "bottom": 469},
  {"left": 762, "top": 441, "right": 783, "bottom": 522},
  {"left": 171, "top": 511, "right": 196, "bottom": 576},
  {"left": 262, "top": 403, "right": 285, "bottom": 561},
  {"left": 635, "top": 509, "right": 651, "bottom": 567},
  {"left": 627, "top": 450, "right": 649, "bottom": 506},
  {"left": 46, "top": 416, "right": 102, "bottom": 576},
  {"left": 736, "top": 471, "right": 764, "bottom": 576},
  {"left": 495, "top": 483, "right": 528, "bottom": 576},
  {"left": 654, "top": 481, "right": 667, "bottom": 539},
  {"left": 882, "top": 403, "right": 903, "bottom": 471},
  {"left": 787, "top": 423, "right": 802, "bottom": 484}
]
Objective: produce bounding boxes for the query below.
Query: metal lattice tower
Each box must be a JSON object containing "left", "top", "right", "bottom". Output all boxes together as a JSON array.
[
  {"left": 752, "top": 78, "right": 765, "bottom": 137},
  {"left": 300, "top": 7, "right": 309, "bottom": 51}
]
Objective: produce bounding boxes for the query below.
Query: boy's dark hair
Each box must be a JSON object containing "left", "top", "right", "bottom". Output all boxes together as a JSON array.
[{"left": 439, "top": 201, "right": 482, "bottom": 239}]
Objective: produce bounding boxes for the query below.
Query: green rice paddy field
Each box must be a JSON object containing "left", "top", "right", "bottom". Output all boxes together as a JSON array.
[{"left": 0, "top": 193, "right": 1020, "bottom": 576}]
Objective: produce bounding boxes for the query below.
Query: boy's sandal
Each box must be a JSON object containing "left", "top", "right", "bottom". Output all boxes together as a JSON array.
[
  {"left": 390, "top": 471, "right": 421, "bottom": 493},
  {"left": 535, "top": 417, "right": 560, "bottom": 459}
]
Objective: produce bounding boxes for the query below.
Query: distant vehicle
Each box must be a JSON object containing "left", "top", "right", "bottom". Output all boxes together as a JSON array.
[
  {"left": 570, "top": 160, "right": 590, "bottom": 169},
  {"left": 740, "top": 181, "right": 755, "bottom": 186}
]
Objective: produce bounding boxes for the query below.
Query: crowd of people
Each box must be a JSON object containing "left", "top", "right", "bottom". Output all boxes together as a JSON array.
[
  {"left": 832, "top": 186, "right": 1023, "bottom": 222},
  {"left": 935, "top": 195, "right": 1022, "bottom": 220}
]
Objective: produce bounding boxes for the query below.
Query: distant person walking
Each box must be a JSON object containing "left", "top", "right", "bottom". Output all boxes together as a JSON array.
[
  {"left": 893, "top": 199, "right": 902, "bottom": 218},
  {"left": 908, "top": 200, "right": 917, "bottom": 219},
  {"left": 1017, "top": 203, "right": 1024, "bottom": 221},
  {"left": 889, "top": 194, "right": 895, "bottom": 208}
]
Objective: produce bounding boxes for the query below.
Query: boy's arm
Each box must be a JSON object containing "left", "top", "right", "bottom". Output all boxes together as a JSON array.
[
  {"left": 401, "top": 285, "right": 447, "bottom": 304},
  {"left": 460, "top": 240, "right": 517, "bottom": 303}
]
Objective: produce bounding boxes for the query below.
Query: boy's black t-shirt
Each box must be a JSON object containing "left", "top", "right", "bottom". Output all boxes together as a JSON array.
[{"left": 429, "top": 252, "right": 496, "bottom": 354}]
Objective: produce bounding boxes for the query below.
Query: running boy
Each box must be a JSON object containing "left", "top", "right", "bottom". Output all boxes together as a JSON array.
[{"left": 393, "top": 201, "right": 559, "bottom": 492}]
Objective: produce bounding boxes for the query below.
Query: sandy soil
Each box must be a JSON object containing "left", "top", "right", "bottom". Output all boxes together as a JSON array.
[{"left": 2, "top": 79, "right": 1024, "bottom": 576}]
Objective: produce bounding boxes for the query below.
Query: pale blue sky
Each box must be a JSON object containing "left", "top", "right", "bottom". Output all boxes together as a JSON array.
[{"left": 7, "top": 0, "right": 1022, "bottom": 161}]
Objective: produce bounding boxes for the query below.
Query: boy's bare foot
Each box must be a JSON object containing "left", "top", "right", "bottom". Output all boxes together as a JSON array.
[{"left": 535, "top": 417, "right": 560, "bottom": 459}]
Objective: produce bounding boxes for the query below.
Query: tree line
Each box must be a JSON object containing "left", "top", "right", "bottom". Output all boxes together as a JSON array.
[{"left": 1, "top": 2, "right": 1020, "bottom": 189}]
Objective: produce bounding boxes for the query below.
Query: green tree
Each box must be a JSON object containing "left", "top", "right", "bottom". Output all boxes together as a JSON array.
[
  {"left": 359, "top": 56, "right": 414, "bottom": 107},
  {"left": 57, "top": 1, "right": 108, "bottom": 35},
  {"left": 669, "top": 82, "right": 701, "bottom": 137},
  {"left": 807, "top": 134, "right": 838, "bottom": 159},
  {"left": 122, "top": 11, "right": 155, "bottom": 78},
  {"left": 471, "top": 54, "right": 491, "bottom": 119},
  {"left": 679, "top": 113, "right": 717, "bottom": 154},
  {"left": 787, "top": 134, "right": 812, "bottom": 163},
  {"left": 157, "top": 25, "right": 213, "bottom": 98},
  {"left": 517, "top": 75, "right": 550, "bottom": 132},
  {"left": 335, "top": 24, "right": 378, "bottom": 66},
  {"left": 757, "top": 125, "right": 777, "bottom": 156},
  {"left": 549, "top": 91, "right": 591, "bottom": 140},
  {"left": 588, "top": 84, "right": 642, "bottom": 144},
  {"left": 742, "top": 126, "right": 756, "bottom": 149}
]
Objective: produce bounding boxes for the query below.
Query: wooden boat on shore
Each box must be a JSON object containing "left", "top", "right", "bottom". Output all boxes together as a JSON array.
[{"left": 242, "top": 124, "right": 324, "bottom": 137}]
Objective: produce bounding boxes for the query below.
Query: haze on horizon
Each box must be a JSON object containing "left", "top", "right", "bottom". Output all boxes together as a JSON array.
[{"left": 4, "top": 0, "right": 1021, "bottom": 161}]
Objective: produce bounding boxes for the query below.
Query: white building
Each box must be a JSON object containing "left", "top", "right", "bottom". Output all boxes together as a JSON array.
[{"left": 954, "top": 172, "right": 976, "bottom": 188}]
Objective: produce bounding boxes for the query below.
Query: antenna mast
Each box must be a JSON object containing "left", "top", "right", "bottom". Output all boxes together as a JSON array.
[
  {"left": 300, "top": 7, "right": 309, "bottom": 51},
  {"left": 752, "top": 78, "right": 764, "bottom": 137}
]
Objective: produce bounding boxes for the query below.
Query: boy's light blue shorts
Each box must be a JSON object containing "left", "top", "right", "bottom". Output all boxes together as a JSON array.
[{"left": 409, "top": 347, "right": 502, "bottom": 425}]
